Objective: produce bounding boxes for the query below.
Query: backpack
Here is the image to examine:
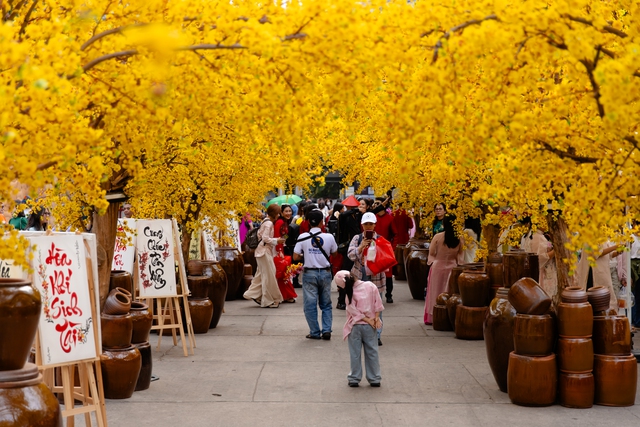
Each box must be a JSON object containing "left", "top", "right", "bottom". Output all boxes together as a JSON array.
[{"left": 244, "top": 219, "right": 271, "bottom": 249}]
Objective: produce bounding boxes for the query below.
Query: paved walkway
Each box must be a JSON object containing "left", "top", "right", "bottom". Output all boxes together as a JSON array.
[{"left": 93, "top": 280, "right": 640, "bottom": 427}]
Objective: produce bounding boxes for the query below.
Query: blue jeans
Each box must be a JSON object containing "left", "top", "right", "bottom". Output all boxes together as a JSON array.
[
  {"left": 377, "top": 291, "right": 383, "bottom": 340},
  {"left": 347, "top": 324, "right": 381, "bottom": 385},
  {"left": 302, "top": 269, "right": 333, "bottom": 337}
]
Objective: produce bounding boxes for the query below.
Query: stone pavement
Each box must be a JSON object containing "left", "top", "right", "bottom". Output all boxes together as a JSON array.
[{"left": 87, "top": 280, "right": 640, "bottom": 427}]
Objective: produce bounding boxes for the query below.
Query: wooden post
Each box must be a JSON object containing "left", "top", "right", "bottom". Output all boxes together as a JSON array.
[
  {"left": 93, "top": 202, "right": 121, "bottom": 311},
  {"left": 547, "top": 211, "right": 572, "bottom": 306}
]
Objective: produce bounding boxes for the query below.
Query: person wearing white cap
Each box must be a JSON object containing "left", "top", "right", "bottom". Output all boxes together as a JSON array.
[
  {"left": 347, "top": 211, "right": 386, "bottom": 346},
  {"left": 334, "top": 270, "right": 383, "bottom": 388}
]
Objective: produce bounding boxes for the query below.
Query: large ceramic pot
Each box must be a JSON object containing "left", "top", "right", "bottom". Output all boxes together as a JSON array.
[
  {"left": 458, "top": 270, "right": 491, "bottom": 307},
  {"left": 103, "top": 288, "right": 131, "bottom": 315},
  {"left": 507, "top": 352, "right": 557, "bottom": 406},
  {"left": 393, "top": 244, "right": 407, "bottom": 280},
  {"left": 513, "top": 314, "right": 554, "bottom": 356},
  {"left": 508, "top": 278, "right": 551, "bottom": 315},
  {"left": 109, "top": 270, "right": 133, "bottom": 295},
  {"left": 587, "top": 286, "right": 611, "bottom": 313},
  {"left": 525, "top": 253, "right": 539, "bottom": 283},
  {"left": 503, "top": 250, "right": 528, "bottom": 288},
  {"left": 187, "top": 275, "right": 210, "bottom": 299},
  {"left": 447, "top": 266, "right": 465, "bottom": 295},
  {"left": 484, "top": 287, "right": 516, "bottom": 393},
  {"left": 557, "top": 337, "right": 594, "bottom": 373},
  {"left": 130, "top": 301, "right": 153, "bottom": 344},
  {"left": 446, "top": 294, "right": 462, "bottom": 329},
  {"left": 593, "top": 354, "right": 637, "bottom": 406},
  {"left": 0, "top": 363, "right": 62, "bottom": 426},
  {"left": 432, "top": 305, "right": 453, "bottom": 331},
  {"left": 201, "top": 261, "right": 227, "bottom": 328},
  {"left": 100, "top": 346, "right": 142, "bottom": 399},
  {"left": 557, "top": 302, "right": 593, "bottom": 337},
  {"left": 188, "top": 298, "right": 214, "bottom": 334},
  {"left": 454, "top": 305, "right": 487, "bottom": 340},
  {"left": 133, "top": 341, "right": 152, "bottom": 392},
  {"left": 240, "top": 241, "right": 257, "bottom": 276},
  {"left": 215, "top": 247, "right": 244, "bottom": 301},
  {"left": 186, "top": 260, "right": 204, "bottom": 276},
  {"left": 101, "top": 313, "right": 133, "bottom": 349},
  {"left": 405, "top": 248, "right": 430, "bottom": 300},
  {"left": 0, "top": 279, "right": 41, "bottom": 371},
  {"left": 486, "top": 252, "right": 504, "bottom": 288},
  {"left": 592, "top": 315, "right": 631, "bottom": 355},
  {"left": 559, "top": 372, "right": 594, "bottom": 409}
]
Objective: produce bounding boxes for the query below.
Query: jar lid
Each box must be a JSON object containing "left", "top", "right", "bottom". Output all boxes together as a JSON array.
[
  {"left": 0, "top": 363, "right": 42, "bottom": 388},
  {"left": 0, "top": 278, "right": 32, "bottom": 287},
  {"left": 487, "top": 252, "right": 503, "bottom": 263}
]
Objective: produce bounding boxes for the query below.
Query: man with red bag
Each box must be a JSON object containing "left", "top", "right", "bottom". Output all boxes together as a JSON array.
[{"left": 347, "top": 212, "right": 396, "bottom": 346}]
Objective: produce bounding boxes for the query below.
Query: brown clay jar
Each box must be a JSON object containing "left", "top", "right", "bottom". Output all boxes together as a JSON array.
[
  {"left": 508, "top": 278, "right": 551, "bottom": 315},
  {"left": 592, "top": 315, "right": 631, "bottom": 355},
  {"left": 432, "top": 305, "right": 453, "bottom": 331},
  {"left": 458, "top": 270, "right": 491, "bottom": 308},
  {"left": 133, "top": 341, "right": 152, "bottom": 392},
  {"left": 436, "top": 292, "right": 449, "bottom": 305},
  {"left": 240, "top": 240, "right": 258, "bottom": 276},
  {"left": 188, "top": 298, "right": 214, "bottom": 334},
  {"left": 507, "top": 352, "right": 557, "bottom": 406},
  {"left": 593, "top": 354, "right": 637, "bottom": 406},
  {"left": 100, "top": 346, "right": 142, "bottom": 399},
  {"left": 109, "top": 270, "right": 133, "bottom": 295},
  {"left": 0, "top": 363, "right": 62, "bottom": 426},
  {"left": 483, "top": 287, "right": 516, "bottom": 393},
  {"left": 206, "top": 262, "right": 228, "bottom": 329},
  {"left": 587, "top": 286, "right": 611, "bottom": 313},
  {"left": 0, "top": 279, "right": 41, "bottom": 371},
  {"left": 101, "top": 313, "right": 133, "bottom": 349},
  {"left": 561, "top": 287, "right": 588, "bottom": 304},
  {"left": 557, "top": 337, "right": 594, "bottom": 373},
  {"left": 557, "top": 302, "right": 593, "bottom": 337},
  {"left": 242, "top": 263, "right": 253, "bottom": 277},
  {"left": 486, "top": 252, "right": 504, "bottom": 287},
  {"left": 513, "top": 314, "right": 554, "bottom": 356},
  {"left": 187, "top": 275, "right": 210, "bottom": 299},
  {"left": 405, "top": 248, "right": 430, "bottom": 300},
  {"left": 503, "top": 250, "right": 528, "bottom": 288},
  {"left": 455, "top": 305, "right": 487, "bottom": 340},
  {"left": 559, "top": 372, "right": 594, "bottom": 408},
  {"left": 215, "top": 247, "right": 245, "bottom": 301},
  {"left": 525, "top": 253, "right": 539, "bottom": 282},
  {"left": 446, "top": 294, "right": 462, "bottom": 329},
  {"left": 130, "top": 301, "right": 153, "bottom": 344},
  {"left": 393, "top": 244, "right": 407, "bottom": 281},
  {"left": 186, "top": 260, "right": 204, "bottom": 276},
  {"left": 447, "top": 266, "right": 465, "bottom": 295},
  {"left": 103, "top": 288, "right": 131, "bottom": 315}
]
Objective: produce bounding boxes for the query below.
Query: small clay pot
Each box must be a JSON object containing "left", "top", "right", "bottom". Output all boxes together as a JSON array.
[
  {"left": 188, "top": 298, "right": 214, "bottom": 334},
  {"left": 592, "top": 315, "right": 631, "bottom": 355},
  {"left": 561, "top": 287, "right": 588, "bottom": 304},
  {"left": 101, "top": 313, "right": 133, "bottom": 349},
  {"left": 557, "top": 302, "right": 593, "bottom": 337},
  {"left": 507, "top": 352, "right": 557, "bottom": 406},
  {"left": 134, "top": 341, "right": 152, "bottom": 392},
  {"left": 593, "top": 354, "right": 637, "bottom": 406},
  {"left": 458, "top": 270, "right": 491, "bottom": 307},
  {"left": 100, "top": 346, "right": 142, "bottom": 399},
  {"left": 508, "top": 278, "right": 551, "bottom": 315},
  {"left": 559, "top": 372, "right": 594, "bottom": 409},
  {"left": 446, "top": 294, "right": 462, "bottom": 329},
  {"left": 129, "top": 301, "right": 153, "bottom": 344},
  {"left": 114, "top": 287, "right": 132, "bottom": 299},
  {"left": 187, "top": 275, "right": 210, "bottom": 299},
  {"left": 557, "top": 337, "right": 594, "bottom": 373},
  {"left": 207, "top": 262, "right": 228, "bottom": 329},
  {"left": 455, "top": 305, "right": 487, "bottom": 340},
  {"left": 448, "top": 266, "right": 465, "bottom": 295},
  {"left": 513, "top": 314, "right": 554, "bottom": 356},
  {"left": 186, "top": 260, "right": 204, "bottom": 276},
  {"left": 587, "top": 286, "right": 611, "bottom": 313},
  {"left": 432, "top": 304, "right": 453, "bottom": 331},
  {"left": 109, "top": 270, "right": 133, "bottom": 295},
  {"left": 103, "top": 289, "right": 132, "bottom": 315},
  {"left": 405, "top": 248, "right": 429, "bottom": 300},
  {"left": 436, "top": 293, "right": 450, "bottom": 306},
  {"left": 486, "top": 252, "right": 504, "bottom": 287},
  {"left": 503, "top": 250, "right": 528, "bottom": 288}
]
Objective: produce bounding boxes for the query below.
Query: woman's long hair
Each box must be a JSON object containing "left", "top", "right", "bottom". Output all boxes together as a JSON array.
[
  {"left": 443, "top": 215, "right": 460, "bottom": 249},
  {"left": 464, "top": 217, "right": 482, "bottom": 241},
  {"left": 344, "top": 274, "right": 356, "bottom": 305}
]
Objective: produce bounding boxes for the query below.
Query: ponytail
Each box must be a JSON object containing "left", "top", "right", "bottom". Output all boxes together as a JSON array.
[{"left": 344, "top": 274, "right": 356, "bottom": 305}]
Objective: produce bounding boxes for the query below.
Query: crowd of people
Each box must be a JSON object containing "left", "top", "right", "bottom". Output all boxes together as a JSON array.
[{"left": 0, "top": 201, "right": 51, "bottom": 231}]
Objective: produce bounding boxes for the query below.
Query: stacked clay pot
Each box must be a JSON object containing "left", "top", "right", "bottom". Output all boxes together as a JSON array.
[
  {"left": 484, "top": 287, "right": 516, "bottom": 393},
  {"left": 507, "top": 278, "right": 557, "bottom": 406},
  {"left": 0, "top": 279, "right": 62, "bottom": 426},
  {"left": 186, "top": 275, "right": 213, "bottom": 334},
  {"left": 215, "top": 247, "right": 245, "bottom": 301},
  {"left": 486, "top": 252, "right": 504, "bottom": 304},
  {"left": 241, "top": 263, "right": 254, "bottom": 299},
  {"left": 588, "top": 286, "right": 637, "bottom": 406},
  {"left": 432, "top": 293, "right": 453, "bottom": 331},
  {"left": 503, "top": 250, "right": 528, "bottom": 288},
  {"left": 446, "top": 266, "right": 465, "bottom": 329},
  {"left": 100, "top": 287, "right": 142, "bottom": 399},
  {"left": 129, "top": 301, "right": 153, "bottom": 392},
  {"left": 455, "top": 268, "right": 490, "bottom": 340},
  {"left": 405, "top": 247, "right": 429, "bottom": 300},
  {"left": 109, "top": 270, "right": 133, "bottom": 295},
  {"left": 557, "top": 287, "right": 594, "bottom": 408},
  {"left": 200, "top": 260, "right": 228, "bottom": 329}
]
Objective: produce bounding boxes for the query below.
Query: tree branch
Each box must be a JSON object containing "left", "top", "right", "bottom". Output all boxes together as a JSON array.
[
  {"left": 579, "top": 49, "right": 605, "bottom": 118},
  {"left": 82, "top": 50, "right": 138, "bottom": 72},
  {"left": 82, "top": 23, "right": 148, "bottom": 51},
  {"left": 432, "top": 14, "right": 498, "bottom": 63},
  {"left": 536, "top": 140, "right": 599, "bottom": 164},
  {"left": 36, "top": 160, "right": 57, "bottom": 171},
  {"left": 563, "top": 14, "right": 628, "bottom": 38},
  {"left": 17, "top": 0, "right": 37, "bottom": 37},
  {"left": 91, "top": 0, "right": 113, "bottom": 37}
]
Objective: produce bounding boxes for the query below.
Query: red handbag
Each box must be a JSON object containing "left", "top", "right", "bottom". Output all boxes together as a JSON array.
[{"left": 367, "top": 236, "right": 397, "bottom": 275}]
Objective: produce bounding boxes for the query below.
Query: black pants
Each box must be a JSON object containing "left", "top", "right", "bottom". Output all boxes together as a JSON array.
[{"left": 385, "top": 277, "right": 393, "bottom": 299}]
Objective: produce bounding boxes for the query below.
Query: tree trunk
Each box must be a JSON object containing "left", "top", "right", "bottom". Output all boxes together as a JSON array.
[
  {"left": 181, "top": 223, "right": 191, "bottom": 265},
  {"left": 482, "top": 223, "right": 500, "bottom": 254},
  {"left": 93, "top": 202, "right": 121, "bottom": 311},
  {"left": 547, "top": 212, "right": 571, "bottom": 306}
]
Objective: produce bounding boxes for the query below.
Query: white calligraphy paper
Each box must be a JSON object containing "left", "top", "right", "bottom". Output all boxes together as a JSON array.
[
  {"left": 31, "top": 234, "right": 97, "bottom": 366},
  {"left": 202, "top": 230, "right": 217, "bottom": 261},
  {"left": 0, "top": 259, "right": 27, "bottom": 279},
  {"left": 136, "top": 219, "right": 177, "bottom": 298},
  {"left": 111, "top": 219, "right": 137, "bottom": 274}
]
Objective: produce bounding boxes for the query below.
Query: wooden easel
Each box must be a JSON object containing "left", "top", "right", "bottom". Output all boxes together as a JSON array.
[
  {"left": 138, "top": 219, "right": 195, "bottom": 356},
  {"left": 36, "top": 234, "right": 107, "bottom": 427}
]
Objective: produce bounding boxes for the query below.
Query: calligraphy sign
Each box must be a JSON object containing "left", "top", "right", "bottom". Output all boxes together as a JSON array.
[
  {"left": 30, "top": 234, "right": 97, "bottom": 366},
  {"left": 0, "top": 259, "right": 27, "bottom": 279},
  {"left": 111, "top": 218, "right": 137, "bottom": 274},
  {"left": 136, "top": 219, "right": 177, "bottom": 297},
  {"left": 228, "top": 218, "right": 241, "bottom": 249},
  {"left": 202, "top": 230, "right": 217, "bottom": 261}
]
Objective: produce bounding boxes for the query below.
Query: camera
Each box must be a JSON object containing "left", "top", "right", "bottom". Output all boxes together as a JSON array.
[{"left": 364, "top": 230, "right": 374, "bottom": 239}]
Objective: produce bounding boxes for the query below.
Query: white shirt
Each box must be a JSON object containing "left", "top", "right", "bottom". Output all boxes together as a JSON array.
[
  {"left": 631, "top": 235, "right": 640, "bottom": 259},
  {"left": 294, "top": 227, "right": 337, "bottom": 268}
]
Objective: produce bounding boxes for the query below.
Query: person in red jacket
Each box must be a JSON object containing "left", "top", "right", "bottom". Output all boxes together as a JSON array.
[
  {"left": 391, "top": 206, "right": 413, "bottom": 248},
  {"left": 373, "top": 198, "right": 395, "bottom": 303}
]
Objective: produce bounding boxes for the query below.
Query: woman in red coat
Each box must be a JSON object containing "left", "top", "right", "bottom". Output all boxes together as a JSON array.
[{"left": 274, "top": 205, "right": 297, "bottom": 302}]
